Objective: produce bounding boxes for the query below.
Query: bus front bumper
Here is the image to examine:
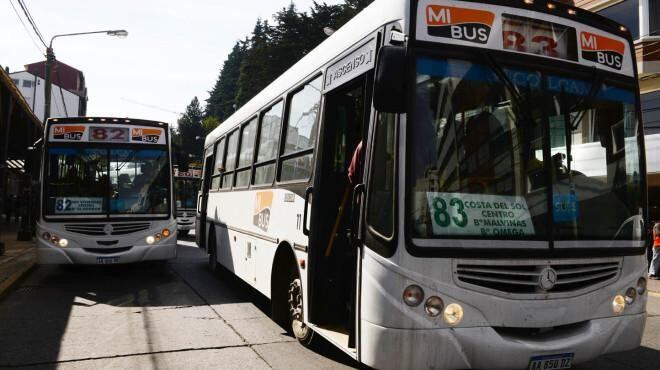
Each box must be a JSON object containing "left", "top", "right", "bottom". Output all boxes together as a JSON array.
[
  {"left": 360, "top": 312, "right": 646, "bottom": 370},
  {"left": 37, "top": 239, "right": 177, "bottom": 264}
]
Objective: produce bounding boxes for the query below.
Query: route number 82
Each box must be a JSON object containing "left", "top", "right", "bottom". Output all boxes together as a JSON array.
[{"left": 431, "top": 197, "right": 468, "bottom": 228}]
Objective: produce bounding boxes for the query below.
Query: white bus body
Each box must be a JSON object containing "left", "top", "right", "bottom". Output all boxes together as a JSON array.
[
  {"left": 37, "top": 117, "right": 177, "bottom": 264},
  {"left": 197, "top": 1, "right": 648, "bottom": 369}
]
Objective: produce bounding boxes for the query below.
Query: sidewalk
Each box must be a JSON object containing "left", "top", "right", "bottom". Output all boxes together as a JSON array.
[
  {"left": 648, "top": 276, "right": 660, "bottom": 294},
  {"left": 0, "top": 217, "right": 36, "bottom": 297}
]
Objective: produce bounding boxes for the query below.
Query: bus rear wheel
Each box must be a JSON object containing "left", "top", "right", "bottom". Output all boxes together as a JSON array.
[
  {"left": 288, "top": 275, "right": 314, "bottom": 345},
  {"left": 208, "top": 236, "right": 220, "bottom": 274}
]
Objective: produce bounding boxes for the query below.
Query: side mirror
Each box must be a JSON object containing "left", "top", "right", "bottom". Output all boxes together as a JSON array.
[{"left": 373, "top": 46, "right": 406, "bottom": 113}]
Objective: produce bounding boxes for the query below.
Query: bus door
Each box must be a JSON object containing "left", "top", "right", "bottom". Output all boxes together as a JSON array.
[
  {"left": 308, "top": 74, "right": 371, "bottom": 351},
  {"left": 196, "top": 149, "right": 214, "bottom": 249}
]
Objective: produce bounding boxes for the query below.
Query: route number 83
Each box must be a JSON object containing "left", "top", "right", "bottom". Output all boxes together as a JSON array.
[{"left": 431, "top": 197, "right": 468, "bottom": 228}]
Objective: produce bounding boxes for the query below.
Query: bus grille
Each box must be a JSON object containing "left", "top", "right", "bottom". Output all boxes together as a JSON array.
[
  {"left": 65, "top": 222, "right": 151, "bottom": 236},
  {"left": 454, "top": 259, "right": 621, "bottom": 295},
  {"left": 176, "top": 209, "right": 194, "bottom": 218}
]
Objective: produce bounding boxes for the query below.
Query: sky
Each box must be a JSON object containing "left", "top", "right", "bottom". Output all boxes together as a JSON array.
[{"left": 1, "top": 0, "right": 344, "bottom": 126}]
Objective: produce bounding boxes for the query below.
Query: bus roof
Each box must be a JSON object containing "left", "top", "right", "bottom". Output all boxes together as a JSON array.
[
  {"left": 46, "top": 116, "right": 170, "bottom": 128},
  {"left": 204, "top": 0, "right": 407, "bottom": 148},
  {"left": 204, "top": 0, "right": 633, "bottom": 149}
]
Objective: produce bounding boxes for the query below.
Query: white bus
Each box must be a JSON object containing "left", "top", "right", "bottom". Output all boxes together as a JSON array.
[
  {"left": 174, "top": 166, "right": 202, "bottom": 236},
  {"left": 37, "top": 117, "right": 177, "bottom": 264},
  {"left": 196, "top": 1, "right": 649, "bottom": 368}
]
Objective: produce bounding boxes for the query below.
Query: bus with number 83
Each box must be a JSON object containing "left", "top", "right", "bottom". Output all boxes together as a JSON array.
[
  {"left": 197, "top": 1, "right": 649, "bottom": 368},
  {"left": 37, "top": 117, "right": 177, "bottom": 265}
]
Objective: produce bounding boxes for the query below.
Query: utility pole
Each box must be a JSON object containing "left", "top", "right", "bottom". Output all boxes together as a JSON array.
[{"left": 43, "top": 47, "right": 55, "bottom": 122}]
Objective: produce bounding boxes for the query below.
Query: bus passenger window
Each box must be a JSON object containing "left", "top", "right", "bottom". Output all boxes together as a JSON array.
[
  {"left": 235, "top": 118, "right": 257, "bottom": 188},
  {"left": 211, "top": 138, "right": 225, "bottom": 189},
  {"left": 280, "top": 76, "right": 322, "bottom": 182},
  {"left": 254, "top": 101, "right": 283, "bottom": 185},
  {"left": 222, "top": 131, "right": 239, "bottom": 189}
]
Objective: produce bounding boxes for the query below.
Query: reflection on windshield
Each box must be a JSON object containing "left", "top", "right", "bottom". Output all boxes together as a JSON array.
[
  {"left": 44, "top": 147, "right": 171, "bottom": 216},
  {"left": 410, "top": 56, "right": 643, "bottom": 243},
  {"left": 110, "top": 149, "right": 170, "bottom": 214},
  {"left": 175, "top": 178, "right": 201, "bottom": 209}
]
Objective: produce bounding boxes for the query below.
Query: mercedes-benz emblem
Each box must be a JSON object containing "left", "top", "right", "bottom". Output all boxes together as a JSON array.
[
  {"left": 183, "top": 212, "right": 188, "bottom": 218},
  {"left": 538, "top": 267, "right": 558, "bottom": 291},
  {"left": 104, "top": 224, "right": 113, "bottom": 235}
]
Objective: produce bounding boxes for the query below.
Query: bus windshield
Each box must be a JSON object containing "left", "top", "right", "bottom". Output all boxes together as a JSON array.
[
  {"left": 174, "top": 177, "right": 201, "bottom": 209},
  {"left": 409, "top": 56, "right": 643, "bottom": 243},
  {"left": 44, "top": 147, "right": 171, "bottom": 217}
]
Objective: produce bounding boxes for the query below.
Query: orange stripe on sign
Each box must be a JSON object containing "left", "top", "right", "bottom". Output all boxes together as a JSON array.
[
  {"left": 580, "top": 32, "right": 625, "bottom": 54},
  {"left": 426, "top": 5, "right": 494, "bottom": 27}
]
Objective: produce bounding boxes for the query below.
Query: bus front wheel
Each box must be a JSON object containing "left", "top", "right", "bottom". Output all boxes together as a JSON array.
[{"left": 288, "top": 275, "right": 314, "bottom": 345}]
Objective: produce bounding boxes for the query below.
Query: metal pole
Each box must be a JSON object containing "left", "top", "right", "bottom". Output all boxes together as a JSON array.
[{"left": 43, "top": 47, "right": 54, "bottom": 122}]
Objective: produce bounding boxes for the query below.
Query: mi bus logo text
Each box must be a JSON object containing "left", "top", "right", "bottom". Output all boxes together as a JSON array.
[
  {"left": 253, "top": 191, "right": 273, "bottom": 232},
  {"left": 580, "top": 32, "right": 624, "bottom": 70},
  {"left": 131, "top": 128, "right": 161, "bottom": 143},
  {"left": 53, "top": 125, "right": 85, "bottom": 140},
  {"left": 426, "top": 5, "right": 494, "bottom": 44}
]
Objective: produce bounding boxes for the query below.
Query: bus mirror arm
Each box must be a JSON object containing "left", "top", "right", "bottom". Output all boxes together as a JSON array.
[
  {"left": 302, "top": 187, "right": 313, "bottom": 236},
  {"left": 350, "top": 183, "right": 366, "bottom": 247}
]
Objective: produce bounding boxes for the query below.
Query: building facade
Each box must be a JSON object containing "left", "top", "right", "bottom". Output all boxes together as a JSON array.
[{"left": 9, "top": 71, "right": 81, "bottom": 121}]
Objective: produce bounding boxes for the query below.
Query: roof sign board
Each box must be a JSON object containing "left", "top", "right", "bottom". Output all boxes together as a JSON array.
[
  {"left": 48, "top": 124, "right": 167, "bottom": 145},
  {"left": 416, "top": 0, "right": 633, "bottom": 77},
  {"left": 324, "top": 38, "right": 377, "bottom": 92}
]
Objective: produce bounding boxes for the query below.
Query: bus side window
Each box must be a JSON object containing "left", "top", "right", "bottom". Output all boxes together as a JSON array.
[
  {"left": 222, "top": 130, "right": 239, "bottom": 189},
  {"left": 254, "top": 101, "right": 284, "bottom": 186},
  {"left": 280, "top": 76, "right": 323, "bottom": 182},
  {"left": 211, "top": 137, "right": 225, "bottom": 189},
  {"left": 367, "top": 112, "right": 396, "bottom": 241},
  {"left": 235, "top": 117, "right": 258, "bottom": 188}
]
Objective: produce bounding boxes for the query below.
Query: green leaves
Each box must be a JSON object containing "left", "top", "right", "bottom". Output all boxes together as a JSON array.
[{"left": 204, "top": 0, "right": 374, "bottom": 124}]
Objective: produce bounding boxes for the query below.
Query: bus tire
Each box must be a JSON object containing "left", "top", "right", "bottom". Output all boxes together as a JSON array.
[
  {"left": 288, "top": 268, "right": 314, "bottom": 346},
  {"left": 208, "top": 232, "right": 220, "bottom": 274},
  {"left": 178, "top": 230, "right": 189, "bottom": 237}
]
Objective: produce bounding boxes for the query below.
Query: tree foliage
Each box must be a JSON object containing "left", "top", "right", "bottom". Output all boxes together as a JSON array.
[
  {"left": 175, "top": 97, "right": 205, "bottom": 158},
  {"left": 205, "top": 0, "right": 374, "bottom": 123}
]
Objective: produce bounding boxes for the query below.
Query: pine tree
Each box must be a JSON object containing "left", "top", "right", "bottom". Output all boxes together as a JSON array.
[
  {"left": 206, "top": 41, "right": 247, "bottom": 122},
  {"left": 236, "top": 19, "right": 275, "bottom": 107},
  {"left": 176, "top": 97, "right": 205, "bottom": 158}
]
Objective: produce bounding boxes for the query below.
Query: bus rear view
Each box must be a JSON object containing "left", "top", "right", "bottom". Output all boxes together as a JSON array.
[{"left": 37, "top": 117, "right": 177, "bottom": 264}]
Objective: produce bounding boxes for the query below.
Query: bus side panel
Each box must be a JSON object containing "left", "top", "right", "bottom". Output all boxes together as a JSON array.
[{"left": 206, "top": 188, "right": 309, "bottom": 299}]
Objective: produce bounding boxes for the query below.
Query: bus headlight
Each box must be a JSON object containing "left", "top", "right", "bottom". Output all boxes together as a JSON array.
[
  {"left": 443, "top": 303, "right": 464, "bottom": 326},
  {"left": 402, "top": 285, "right": 424, "bottom": 307},
  {"left": 424, "top": 296, "right": 444, "bottom": 317},
  {"left": 162, "top": 228, "right": 171, "bottom": 237},
  {"left": 155, "top": 233, "right": 162, "bottom": 242},
  {"left": 637, "top": 277, "right": 647, "bottom": 295},
  {"left": 625, "top": 287, "right": 637, "bottom": 305},
  {"left": 146, "top": 236, "right": 156, "bottom": 245},
  {"left": 58, "top": 238, "right": 69, "bottom": 248},
  {"left": 42, "top": 232, "right": 51, "bottom": 241},
  {"left": 612, "top": 295, "right": 626, "bottom": 315}
]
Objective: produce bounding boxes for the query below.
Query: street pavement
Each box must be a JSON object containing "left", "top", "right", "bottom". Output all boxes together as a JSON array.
[{"left": 0, "top": 236, "right": 658, "bottom": 369}]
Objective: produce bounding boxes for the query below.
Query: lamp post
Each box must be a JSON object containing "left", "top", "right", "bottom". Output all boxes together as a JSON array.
[{"left": 43, "top": 29, "right": 128, "bottom": 122}]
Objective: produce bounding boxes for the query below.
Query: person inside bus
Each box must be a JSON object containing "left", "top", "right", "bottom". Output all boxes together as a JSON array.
[{"left": 649, "top": 222, "right": 660, "bottom": 280}]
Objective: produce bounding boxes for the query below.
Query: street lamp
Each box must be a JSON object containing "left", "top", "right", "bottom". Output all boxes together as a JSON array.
[{"left": 43, "top": 29, "right": 128, "bottom": 122}]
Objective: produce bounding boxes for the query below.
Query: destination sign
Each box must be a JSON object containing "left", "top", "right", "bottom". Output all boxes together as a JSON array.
[
  {"left": 55, "top": 197, "right": 104, "bottom": 214},
  {"left": 324, "top": 38, "right": 377, "bottom": 92},
  {"left": 426, "top": 192, "right": 535, "bottom": 237},
  {"left": 416, "top": 0, "right": 633, "bottom": 77},
  {"left": 49, "top": 123, "right": 166, "bottom": 145}
]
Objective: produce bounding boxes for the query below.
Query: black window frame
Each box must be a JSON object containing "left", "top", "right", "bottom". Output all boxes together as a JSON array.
[
  {"left": 220, "top": 128, "right": 240, "bottom": 190},
  {"left": 253, "top": 99, "right": 285, "bottom": 188},
  {"left": 277, "top": 74, "right": 323, "bottom": 184},
  {"left": 235, "top": 115, "right": 259, "bottom": 189},
  {"left": 210, "top": 137, "right": 226, "bottom": 191}
]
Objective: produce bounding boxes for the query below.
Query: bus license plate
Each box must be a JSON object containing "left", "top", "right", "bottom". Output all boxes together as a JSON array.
[
  {"left": 96, "top": 256, "right": 120, "bottom": 264},
  {"left": 528, "top": 353, "right": 573, "bottom": 370}
]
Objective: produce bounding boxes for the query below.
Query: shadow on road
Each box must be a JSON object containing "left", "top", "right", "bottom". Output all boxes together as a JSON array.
[{"left": 0, "top": 239, "right": 357, "bottom": 369}]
